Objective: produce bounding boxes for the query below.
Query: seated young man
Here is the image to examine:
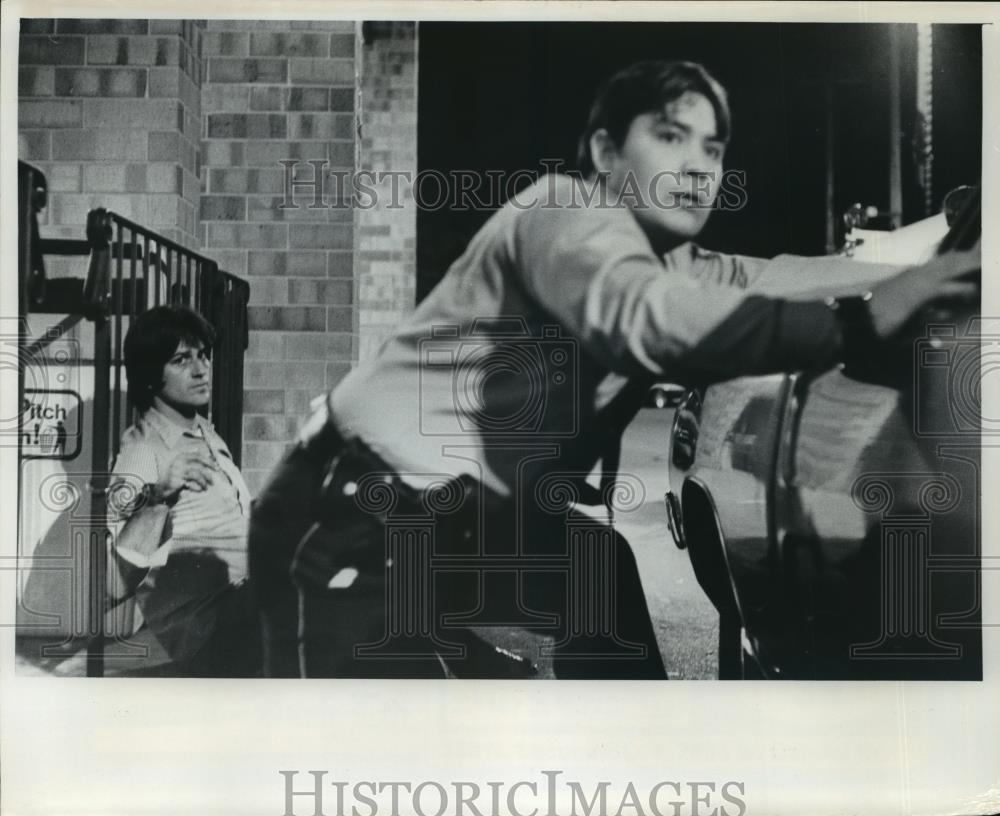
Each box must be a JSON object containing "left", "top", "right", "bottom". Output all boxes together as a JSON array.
[
  {"left": 109, "top": 305, "right": 260, "bottom": 677},
  {"left": 249, "top": 60, "right": 980, "bottom": 679}
]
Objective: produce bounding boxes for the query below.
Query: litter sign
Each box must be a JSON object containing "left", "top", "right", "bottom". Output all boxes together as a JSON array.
[{"left": 21, "top": 389, "right": 82, "bottom": 460}]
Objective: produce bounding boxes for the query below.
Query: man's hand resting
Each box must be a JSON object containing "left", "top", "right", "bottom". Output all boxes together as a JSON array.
[{"left": 869, "top": 240, "right": 981, "bottom": 340}]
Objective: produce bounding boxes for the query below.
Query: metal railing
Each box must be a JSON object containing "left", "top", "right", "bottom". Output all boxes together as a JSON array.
[
  {"left": 84, "top": 208, "right": 251, "bottom": 468},
  {"left": 17, "top": 160, "right": 250, "bottom": 676}
]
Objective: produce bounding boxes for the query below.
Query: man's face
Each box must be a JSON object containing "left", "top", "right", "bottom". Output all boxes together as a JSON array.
[
  {"left": 157, "top": 340, "right": 211, "bottom": 412},
  {"left": 604, "top": 91, "right": 726, "bottom": 246}
]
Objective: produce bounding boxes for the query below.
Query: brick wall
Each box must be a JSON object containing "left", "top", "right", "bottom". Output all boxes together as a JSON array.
[
  {"left": 198, "top": 20, "right": 360, "bottom": 491},
  {"left": 18, "top": 18, "right": 203, "bottom": 270},
  {"left": 19, "top": 18, "right": 420, "bottom": 489},
  {"left": 356, "top": 21, "right": 418, "bottom": 363}
]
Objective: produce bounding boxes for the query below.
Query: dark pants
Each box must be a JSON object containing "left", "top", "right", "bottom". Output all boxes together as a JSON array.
[
  {"left": 135, "top": 552, "right": 263, "bottom": 678},
  {"left": 249, "top": 441, "right": 666, "bottom": 679}
]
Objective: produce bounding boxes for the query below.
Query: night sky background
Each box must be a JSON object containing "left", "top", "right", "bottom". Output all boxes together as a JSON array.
[{"left": 417, "top": 23, "right": 982, "bottom": 301}]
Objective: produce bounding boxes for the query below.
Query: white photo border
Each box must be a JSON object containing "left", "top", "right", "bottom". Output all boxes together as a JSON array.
[{"left": 1, "top": 3, "right": 998, "bottom": 816}]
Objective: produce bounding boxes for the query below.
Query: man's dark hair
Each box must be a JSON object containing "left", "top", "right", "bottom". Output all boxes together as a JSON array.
[
  {"left": 576, "top": 60, "right": 731, "bottom": 177},
  {"left": 124, "top": 305, "right": 216, "bottom": 412}
]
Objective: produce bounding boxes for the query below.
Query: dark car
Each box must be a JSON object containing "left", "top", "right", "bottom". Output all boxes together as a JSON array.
[{"left": 664, "top": 191, "right": 982, "bottom": 680}]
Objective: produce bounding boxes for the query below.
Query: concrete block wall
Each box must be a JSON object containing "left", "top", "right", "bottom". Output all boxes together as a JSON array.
[
  {"left": 356, "top": 22, "right": 418, "bottom": 364},
  {"left": 19, "top": 18, "right": 420, "bottom": 489},
  {"left": 18, "top": 18, "right": 203, "bottom": 268},
  {"left": 198, "top": 20, "right": 361, "bottom": 491}
]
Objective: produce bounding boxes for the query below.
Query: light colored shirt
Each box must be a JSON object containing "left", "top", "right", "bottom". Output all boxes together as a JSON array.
[
  {"left": 109, "top": 406, "right": 251, "bottom": 583},
  {"left": 331, "top": 174, "right": 901, "bottom": 496}
]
